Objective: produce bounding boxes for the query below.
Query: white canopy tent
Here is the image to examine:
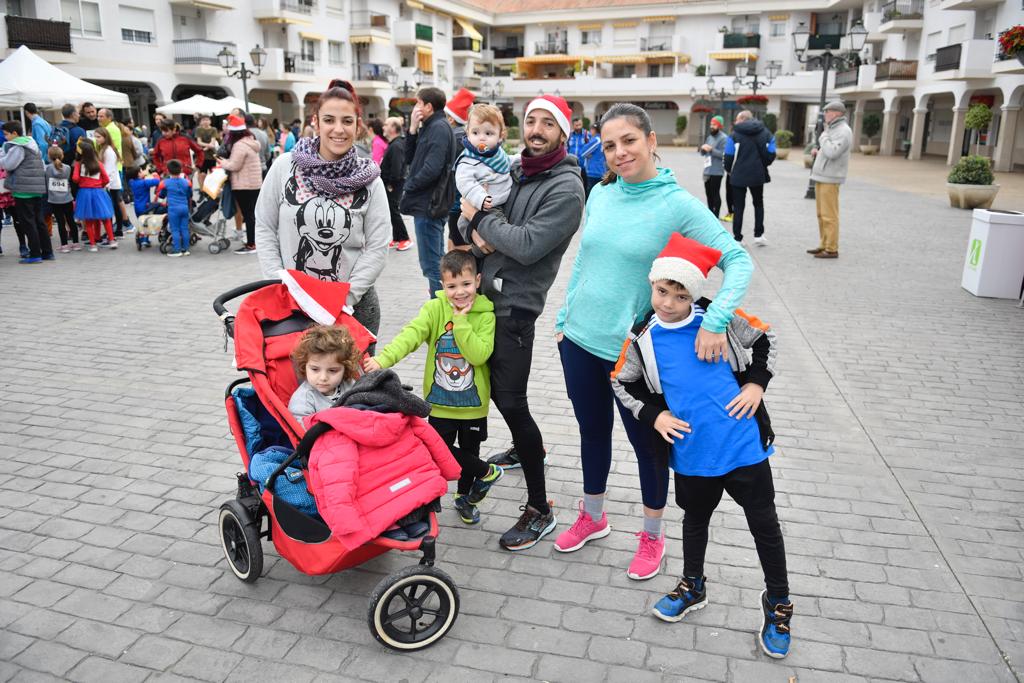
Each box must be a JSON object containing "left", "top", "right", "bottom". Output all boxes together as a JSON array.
[
  {"left": 155, "top": 95, "right": 272, "bottom": 117},
  {"left": 215, "top": 97, "right": 272, "bottom": 116},
  {"left": 0, "top": 45, "right": 129, "bottom": 109}
]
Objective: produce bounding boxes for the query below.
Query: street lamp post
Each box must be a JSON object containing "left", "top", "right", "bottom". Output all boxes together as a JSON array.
[
  {"left": 217, "top": 44, "right": 267, "bottom": 114},
  {"left": 691, "top": 76, "right": 734, "bottom": 136},
  {"left": 792, "top": 20, "right": 867, "bottom": 198},
  {"left": 481, "top": 78, "right": 504, "bottom": 104},
  {"left": 733, "top": 60, "right": 780, "bottom": 98},
  {"left": 388, "top": 68, "right": 424, "bottom": 98}
]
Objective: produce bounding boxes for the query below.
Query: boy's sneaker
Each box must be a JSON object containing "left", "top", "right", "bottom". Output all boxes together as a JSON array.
[
  {"left": 466, "top": 464, "right": 503, "bottom": 505},
  {"left": 753, "top": 235, "right": 768, "bottom": 247},
  {"left": 554, "top": 500, "right": 610, "bottom": 552},
  {"left": 499, "top": 502, "right": 556, "bottom": 551},
  {"left": 722, "top": 213, "right": 734, "bottom": 223},
  {"left": 652, "top": 576, "right": 708, "bottom": 622},
  {"left": 18, "top": 257, "right": 42, "bottom": 264},
  {"left": 486, "top": 445, "right": 547, "bottom": 470},
  {"left": 627, "top": 531, "right": 665, "bottom": 580},
  {"left": 758, "top": 590, "right": 793, "bottom": 659},
  {"left": 452, "top": 495, "right": 480, "bottom": 525},
  {"left": 234, "top": 244, "right": 257, "bottom": 254}
]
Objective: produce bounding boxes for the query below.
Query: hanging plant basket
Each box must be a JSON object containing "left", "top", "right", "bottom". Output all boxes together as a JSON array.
[
  {"left": 691, "top": 104, "right": 714, "bottom": 114},
  {"left": 736, "top": 95, "right": 768, "bottom": 106}
]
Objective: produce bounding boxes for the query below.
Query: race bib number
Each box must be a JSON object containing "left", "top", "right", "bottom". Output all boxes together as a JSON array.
[
  {"left": 48, "top": 178, "right": 69, "bottom": 193},
  {"left": 703, "top": 155, "right": 712, "bottom": 169}
]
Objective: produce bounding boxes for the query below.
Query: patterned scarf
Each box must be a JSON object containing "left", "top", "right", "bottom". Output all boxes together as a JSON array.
[
  {"left": 458, "top": 137, "right": 511, "bottom": 175},
  {"left": 291, "top": 136, "right": 380, "bottom": 197}
]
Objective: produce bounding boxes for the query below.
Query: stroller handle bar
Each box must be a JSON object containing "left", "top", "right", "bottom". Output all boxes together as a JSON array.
[{"left": 213, "top": 279, "right": 281, "bottom": 338}]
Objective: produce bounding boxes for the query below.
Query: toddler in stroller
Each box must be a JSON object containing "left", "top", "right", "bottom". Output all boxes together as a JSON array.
[{"left": 214, "top": 270, "right": 463, "bottom": 650}]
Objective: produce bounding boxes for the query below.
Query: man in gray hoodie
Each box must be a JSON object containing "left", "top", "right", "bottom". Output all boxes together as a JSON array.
[
  {"left": 461, "top": 94, "right": 585, "bottom": 552},
  {"left": 808, "top": 100, "right": 853, "bottom": 259}
]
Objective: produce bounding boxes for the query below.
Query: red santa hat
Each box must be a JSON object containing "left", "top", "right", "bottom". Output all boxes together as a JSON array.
[
  {"left": 279, "top": 269, "right": 377, "bottom": 349},
  {"left": 227, "top": 114, "right": 247, "bottom": 131},
  {"left": 648, "top": 233, "right": 722, "bottom": 301},
  {"left": 444, "top": 88, "right": 476, "bottom": 125},
  {"left": 525, "top": 94, "right": 572, "bottom": 137}
]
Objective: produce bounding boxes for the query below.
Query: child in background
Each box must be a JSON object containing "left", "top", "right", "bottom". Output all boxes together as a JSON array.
[
  {"left": 158, "top": 159, "right": 192, "bottom": 257},
  {"left": 45, "top": 147, "right": 78, "bottom": 252},
  {"left": 72, "top": 139, "right": 116, "bottom": 252},
  {"left": 454, "top": 104, "right": 512, "bottom": 240},
  {"left": 288, "top": 325, "right": 362, "bottom": 422},
  {"left": 609, "top": 233, "right": 791, "bottom": 659},
  {"left": 126, "top": 166, "right": 162, "bottom": 248},
  {"left": 363, "top": 250, "right": 501, "bottom": 525},
  {"left": 0, "top": 167, "right": 15, "bottom": 256}
]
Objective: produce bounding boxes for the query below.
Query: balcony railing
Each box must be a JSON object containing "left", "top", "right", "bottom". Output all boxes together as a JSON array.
[
  {"left": 640, "top": 37, "right": 670, "bottom": 51},
  {"left": 934, "top": 43, "right": 961, "bottom": 71},
  {"left": 284, "top": 51, "right": 314, "bottom": 74},
  {"left": 356, "top": 62, "right": 396, "bottom": 81},
  {"left": 5, "top": 16, "right": 72, "bottom": 52},
  {"left": 453, "top": 36, "right": 481, "bottom": 52},
  {"left": 535, "top": 40, "right": 568, "bottom": 55},
  {"left": 415, "top": 23, "right": 432, "bottom": 41},
  {"left": 881, "top": 0, "right": 924, "bottom": 21},
  {"left": 876, "top": 58, "right": 917, "bottom": 79},
  {"left": 351, "top": 11, "right": 390, "bottom": 32},
  {"left": 281, "top": 0, "right": 315, "bottom": 14},
  {"left": 808, "top": 34, "right": 843, "bottom": 50},
  {"left": 723, "top": 33, "right": 761, "bottom": 49},
  {"left": 173, "top": 39, "right": 235, "bottom": 65},
  {"left": 834, "top": 67, "right": 859, "bottom": 87},
  {"left": 492, "top": 46, "right": 523, "bottom": 59}
]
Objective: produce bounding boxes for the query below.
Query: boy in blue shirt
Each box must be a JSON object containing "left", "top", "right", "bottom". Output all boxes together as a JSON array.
[
  {"left": 157, "top": 159, "right": 192, "bottom": 257},
  {"left": 611, "top": 233, "right": 792, "bottom": 659}
]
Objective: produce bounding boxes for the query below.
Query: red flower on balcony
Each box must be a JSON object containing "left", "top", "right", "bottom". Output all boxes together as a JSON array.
[
  {"left": 736, "top": 95, "right": 769, "bottom": 106},
  {"left": 691, "top": 104, "right": 714, "bottom": 113},
  {"left": 998, "top": 25, "right": 1024, "bottom": 56}
]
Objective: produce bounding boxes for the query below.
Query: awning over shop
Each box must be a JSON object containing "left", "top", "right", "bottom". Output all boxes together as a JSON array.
[
  {"left": 349, "top": 35, "right": 383, "bottom": 44},
  {"left": 644, "top": 16, "right": 675, "bottom": 22},
  {"left": 416, "top": 45, "right": 433, "bottom": 56},
  {"left": 598, "top": 51, "right": 689, "bottom": 65},
  {"left": 406, "top": 0, "right": 424, "bottom": 7},
  {"left": 516, "top": 54, "right": 595, "bottom": 65},
  {"left": 455, "top": 17, "right": 483, "bottom": 42},
  {"left": 299, "top": 31, "right": 324, "bottom": 40},
  {"left": 578, "top": 22, "right": 603, "bottom": 30},
  {"left": 709, "top": 50, "right": 758, "bottom": 60},
  {"left": 257, "top": 16, "right": 311, "bottom": 25}
]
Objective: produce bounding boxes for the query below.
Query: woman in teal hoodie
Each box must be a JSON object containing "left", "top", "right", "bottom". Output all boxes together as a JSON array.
[{"left": 551, "top": 103, "right": 753, "bottom": 579}]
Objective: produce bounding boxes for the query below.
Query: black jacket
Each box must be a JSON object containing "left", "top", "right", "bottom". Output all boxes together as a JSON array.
[
  {"left": 400, "top": 111, "right": 454, "bottom": 215},
  {"left": 724, "top": 119, "right": 775, "bottom": 187},
  {"left": 380, "top": 135, "right": 406, "bottom": 190}
]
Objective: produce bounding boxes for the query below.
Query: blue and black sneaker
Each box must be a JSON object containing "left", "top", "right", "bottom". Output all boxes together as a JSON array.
[
  {"left": 652, "top": 576, "right": 707, "bottom": 622},
  {"left": 758, "top": 589, "right": 793, "bottom": 659},
  {"left": 486, "top": 445, "right": 548, "bottom": 471},
  {"left": 466, "top": 464, "right": 503, "bottom": 505},
  {"left": 453, "top": 495, "right": 480, "bottom": 525}
]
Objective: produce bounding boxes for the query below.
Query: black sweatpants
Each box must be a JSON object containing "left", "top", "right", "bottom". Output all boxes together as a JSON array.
[
  {"left": 725, "top": 174, "right": 735, "bottom": 215},
  {"left": 490, "top": 315, "right": 548, "bottom": 513},
  {"left": 675, "top": 458, "right": 788, "bottom": 597},
  {"left": 731, "top": 184, "right": 765, "bottom": 241},
  {"left": 429, "top": 416, "right": 489, "bottom": 495},
  {"left": 51, "top": 202, "right": 78, "bottom": 245},
  {"left": 14, "top": 196, "right": 51, "bottom": 258},
  {"left": 704, "top": 175, "right": 723, "bottom": 217},
  {"left": 233, "top": 188, "right": 260, "bottom": 247},
  {"left": 386, "top": 183, "right": 410, "bottom": 243}
]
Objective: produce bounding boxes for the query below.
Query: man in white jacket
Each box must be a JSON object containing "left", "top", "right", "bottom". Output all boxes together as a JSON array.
[{"left": 808, "top": 100, "right": 853, "bottom": 259}]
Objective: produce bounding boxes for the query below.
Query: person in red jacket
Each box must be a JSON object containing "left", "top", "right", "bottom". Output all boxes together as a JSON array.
[{"left": 151, "top": 121, "right": 204, "bottom": 177}]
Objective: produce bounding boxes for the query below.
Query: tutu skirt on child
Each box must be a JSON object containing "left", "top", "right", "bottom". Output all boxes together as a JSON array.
[{"left": 74, "top": 187, "right": 114, "bottom": 220}]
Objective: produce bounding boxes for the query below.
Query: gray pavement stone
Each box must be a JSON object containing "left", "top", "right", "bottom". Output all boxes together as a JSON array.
[{"left": 2, "top": 147, "right": 1022, "bottom": 682}]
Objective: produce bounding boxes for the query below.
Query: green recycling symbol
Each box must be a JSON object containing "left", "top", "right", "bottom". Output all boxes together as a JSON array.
[{"left": 968, "top": 239, "right": 982, "bottom": 269}]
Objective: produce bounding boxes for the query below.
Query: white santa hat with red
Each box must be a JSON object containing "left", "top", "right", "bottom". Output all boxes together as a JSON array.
[
  {"left": 444, "top": 88, "right": 476, "bottom": 125},
  {"left": 648, "top": 233, "right": 722, "bottom": 301},
  {"left": 279, "top": 268, "right": 377, "bottom": 348},
  {"left": 524, "top": 94, "right": 573, "bottom": 138}
]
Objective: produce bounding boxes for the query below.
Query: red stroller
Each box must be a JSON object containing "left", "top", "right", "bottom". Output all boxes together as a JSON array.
[{"left": 213, "top": 273, "right": 460, "bottom": 650}]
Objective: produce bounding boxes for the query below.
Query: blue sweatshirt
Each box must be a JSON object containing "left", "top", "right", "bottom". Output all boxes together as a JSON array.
[
  {"left": 158, "top": 176, "right": 192, "bottom": 214},
  {"left": 555, "top": 168, "right": 753, "bottom": 361},
  {"left": 129, "top": 177, "right": 161, "bottom": 215}
]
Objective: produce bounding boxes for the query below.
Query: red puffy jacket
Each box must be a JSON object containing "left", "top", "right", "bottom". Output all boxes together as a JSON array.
[{"left": 306, "top": 406, "right": 460, "bottom": 550}]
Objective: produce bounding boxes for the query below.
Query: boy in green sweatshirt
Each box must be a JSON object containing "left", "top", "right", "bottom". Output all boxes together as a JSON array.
[{"left": 364, "top": 250, "right": 502, "bottom": 524}]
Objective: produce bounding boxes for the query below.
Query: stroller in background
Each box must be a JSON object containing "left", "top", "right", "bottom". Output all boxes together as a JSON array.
[
  {"left": 155, "top": 190, "right": 231, "bottom": 254},
  {"left": 212, "top": 274, "right": 460, "bottom": 651}
]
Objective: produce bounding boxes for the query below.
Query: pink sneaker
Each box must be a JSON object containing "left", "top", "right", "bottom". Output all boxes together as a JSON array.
[
  {"left": 627, "top": 531, "right": 665, "bottom": 580},
  {"left": 554, "top": 500, "right": 610, "bottom": 552}
]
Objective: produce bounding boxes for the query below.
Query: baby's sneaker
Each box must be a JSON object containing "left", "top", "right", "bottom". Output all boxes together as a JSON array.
[
  {"left": 466, "top": 464, "right": 503, "bottom": 505},
  {"left": 627, "top": 531, "right": 665, "bottom": 580},
  {"left": 758, "top": 590, "right": 793, "bottom": 659},
  {"left": 652, "top": 576, "right": 707, "bottom": 622},
  {"left": 452, "top": 495, "right": 480, "bottom": 525},
  {"left": 554, "top": 500, "right": 610, "bottom": 552}
]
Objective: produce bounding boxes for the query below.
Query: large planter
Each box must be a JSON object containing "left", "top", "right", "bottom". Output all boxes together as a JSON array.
[
  {"left": 672, "top": 136, "right": 687, "bottom": 146},
  {"left": 776, "top": 148, "right": 790, "bottom": 160},
  {"left": 947, "top": 183, "right": 1000, "bottom": 210},
  {"left": 861, "top": 144, "right": 879, "bottom": 155}
]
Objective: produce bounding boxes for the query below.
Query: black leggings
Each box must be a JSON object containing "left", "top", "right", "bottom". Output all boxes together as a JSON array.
[
  {"left": 52, "top": 202, "right": 78, "bottom": 244},
  {"left": 430, "top": 416, "right": 489, "bottom": 495},
  {"left": 109, "top": 189, "right": 125, "bottom": 234},
  {"left": 490, "top": 316, "right": 548, "bottom": 513},
  {"left": 233, "top": 189, "right": 260, "bottom": 247},
  {"left": 704, "top": 175, "right": 723, "bottom": 217},
  {"left": 675, "top": 458, "right": 788, "bottom": 596},
  {"left": 386, "top": 183, "right": 409, "bottom": 243}
]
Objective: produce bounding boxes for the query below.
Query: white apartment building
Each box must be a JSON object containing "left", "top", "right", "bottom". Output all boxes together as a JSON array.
[{"left": 2, "top": 0, "right": 1022, "bottom": 169}]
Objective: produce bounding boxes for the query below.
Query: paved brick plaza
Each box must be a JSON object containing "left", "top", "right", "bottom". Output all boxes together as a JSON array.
[{"left": 1, "top": 149, "right": 1022, "bottom": 682}]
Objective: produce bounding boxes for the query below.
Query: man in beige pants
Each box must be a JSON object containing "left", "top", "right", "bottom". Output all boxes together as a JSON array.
[{"left": 808, "top": 100, "right": 853, "bottom": 259}]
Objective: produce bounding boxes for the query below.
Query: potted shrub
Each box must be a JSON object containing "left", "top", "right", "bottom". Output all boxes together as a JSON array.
[
  {"left": 763, "top": 112, "right": 778, "bottom": 134},
  {"left": 673, "top": 114, "right": 687, "bottom": 145},
  {"left": 861, "top": 113, "right": 881, "bottom": 155},
  {"left": 774, "top": 129, "right": 793, "bottom": 160},
  {"left": 998, "top": 25, "right": 1024, "bottom": 66},
  {"left": 947, "top": 155, "right": 999, "bottom": 209},
  {"left": 965, "top": 103, "right": 993, "bottom": 157},
  {"left": 803, "top": 142, "right": 815, "bottom": 168}
]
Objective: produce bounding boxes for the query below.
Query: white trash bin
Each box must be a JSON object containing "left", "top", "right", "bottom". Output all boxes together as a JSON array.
[{"left": 960, "top": 209, "right": 1024, "bottom": 299}]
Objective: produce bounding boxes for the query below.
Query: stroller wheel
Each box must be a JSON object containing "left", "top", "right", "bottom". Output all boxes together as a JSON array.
[
  {"left": 368, "top": 564, "right": 459, "bottom": 650},
  {"left": 208, "top": 242, "right": 221, "bottom": 254},
  {"left": 218, "top": 238, "right": 231, "bottom": 250},
  {"left": 218, "top": 500, "right": 263, "bottom": 583},
  {"left": 158, "top": 241, "right": 171, "bottom": 254}
]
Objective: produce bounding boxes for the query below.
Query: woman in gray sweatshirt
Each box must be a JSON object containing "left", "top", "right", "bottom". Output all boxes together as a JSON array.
[{"left": 255, "top": 81, "right": 390, "bottom": 336}]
